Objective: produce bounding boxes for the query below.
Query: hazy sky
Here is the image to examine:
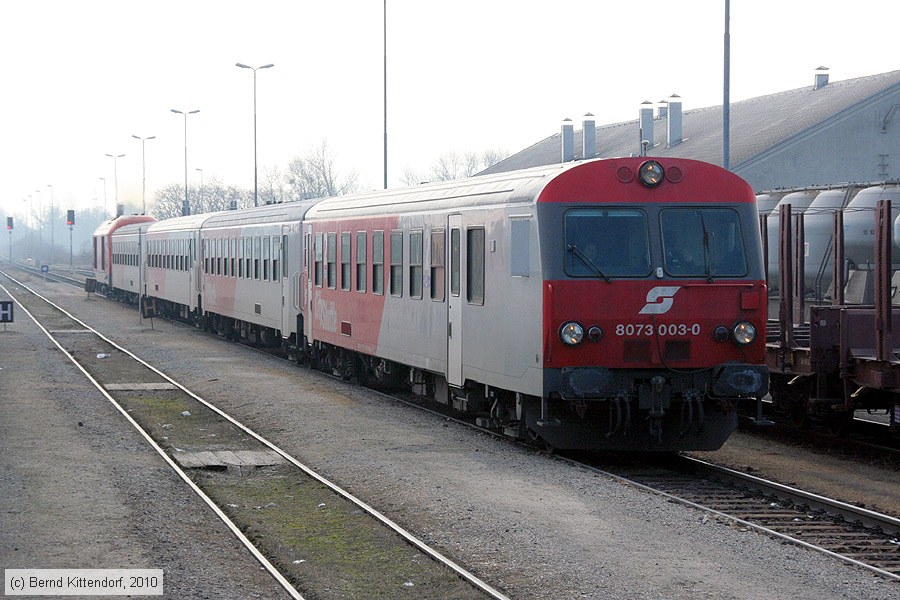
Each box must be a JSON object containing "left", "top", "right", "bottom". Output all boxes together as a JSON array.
[{"left": 1, "top": 0, "right": 897, "bottom": 225}]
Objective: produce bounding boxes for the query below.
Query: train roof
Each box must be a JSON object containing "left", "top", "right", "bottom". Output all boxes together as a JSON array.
[
  {"left": 197, "top": 198, "right": 323, "bottom": 229},
  {"left": 306, "top": 162, "right": 589, "bottom": 220},
  {"left": 145, "top": 211, "right": 222, "bottom": 234},
  {"left": 306, "top": 158, "right": 753, "bottom": 220},
  {"left": 93, "top": 214, "right": 155, "bottom": 236}
]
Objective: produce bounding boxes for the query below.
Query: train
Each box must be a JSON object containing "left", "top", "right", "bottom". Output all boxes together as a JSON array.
[
  {"left": 92, "top": 157, "right": 769, "bottom": 452},
  {"left": 758, "top": 183, "right": 900, "bottom": 433}
]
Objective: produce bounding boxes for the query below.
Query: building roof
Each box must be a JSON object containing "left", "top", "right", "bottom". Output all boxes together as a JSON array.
[{"left": 479, "top": 70, "right": 900, "bottom": 176}]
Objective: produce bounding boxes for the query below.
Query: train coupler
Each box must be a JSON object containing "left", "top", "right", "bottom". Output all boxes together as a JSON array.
[{"left": 679, "top": 389, "right": 706, "bottom": 436}]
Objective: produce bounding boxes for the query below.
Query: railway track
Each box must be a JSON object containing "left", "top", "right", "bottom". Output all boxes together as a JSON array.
[
  {"left": 8, "top": 264, "right": 900, "bottom": 584},
  {"left": 0, "top": 269, "right": 508, "bottom": 600},
  {"left": 574, "top": 454, "right": 900, "bottom": 580}
]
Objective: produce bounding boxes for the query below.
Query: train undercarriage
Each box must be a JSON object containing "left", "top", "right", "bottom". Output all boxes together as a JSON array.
[{"left": 104, "top": 291, "right": 750, "bottom": 452}]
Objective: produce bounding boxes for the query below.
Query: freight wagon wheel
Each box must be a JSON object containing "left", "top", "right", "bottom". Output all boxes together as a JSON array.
[
  {"left": 826, "top": 410, "right": 853, "bottom": 437},
  {"left": 770, "top": 375, "right": 811, "bottom": 427}
]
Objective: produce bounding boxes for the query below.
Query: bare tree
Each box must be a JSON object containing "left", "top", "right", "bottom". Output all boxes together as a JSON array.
[
  {"left": 402, "top": 148, "right": 510, "bottom": 185},
  {"left": 151, "top": 180, "right": 252, "bottom": 219},
  {"left": 286, "top": 140, "right": 359, "bottom": 200},
  {"left": 260, "top": 165, "right": 288, "bottom": 206}
]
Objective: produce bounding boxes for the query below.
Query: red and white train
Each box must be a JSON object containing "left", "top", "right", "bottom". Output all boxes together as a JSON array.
[{"left": 93, "top": 157, "right": 768, "bottom": 451}]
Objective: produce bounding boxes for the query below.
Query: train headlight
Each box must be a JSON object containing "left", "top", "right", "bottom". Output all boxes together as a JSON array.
[
  {"left": 638, "top": 160, "right": 664, "bottom": 188},
  {"left": 732, "top": 321, "right": 756, "bottom": 346},
  {"left": 587, "top": 326, "right": 603, "bottom": 343},
  {"left": 560, "top": 322, "right": 585, "bottom": 346},
  {"left": 713, "top": 325, "right": 730, "bottom": 342}
]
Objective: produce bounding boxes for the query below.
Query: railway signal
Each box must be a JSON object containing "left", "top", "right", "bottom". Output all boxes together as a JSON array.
[{"left": 67, "top": 209, "right": 75, "bottom": 272}]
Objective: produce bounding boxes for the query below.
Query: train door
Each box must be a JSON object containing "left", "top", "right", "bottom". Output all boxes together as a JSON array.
[
  {"left": 304, "top": 224, "right": 314, "bottom": 343},
  {"left": 192, "top": 233, "right": 202, "bottom": 311},
  {"left": 280, "top": 224, "right": 293, "bottom": 338},
  {"left": 448, "top": 215, "right": 463, "bottom": 387}
]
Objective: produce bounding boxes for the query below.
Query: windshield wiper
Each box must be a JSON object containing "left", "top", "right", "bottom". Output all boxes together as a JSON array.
[
  {"left": 699, "top": 212, "right": 715, "bottom": 283},
  {"left": 567, "top": 244, "right": 611, "bottom": 282}
]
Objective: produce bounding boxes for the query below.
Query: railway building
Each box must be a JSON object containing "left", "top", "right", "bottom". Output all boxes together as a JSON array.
[{"left": 480, "top": 69, "right": 900, "bottom": 191}]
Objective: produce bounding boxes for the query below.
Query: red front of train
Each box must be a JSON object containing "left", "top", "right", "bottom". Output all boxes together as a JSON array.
[{"left": 534, "top": 158, "right": 768, "bottom": 451}]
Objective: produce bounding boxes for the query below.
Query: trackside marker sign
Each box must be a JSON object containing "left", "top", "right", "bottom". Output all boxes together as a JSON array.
[{"left": 0, "top": 301, "right": 13, "bottom": 323}]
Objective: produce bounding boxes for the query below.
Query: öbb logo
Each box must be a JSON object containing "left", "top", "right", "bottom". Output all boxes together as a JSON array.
[{"left": 638, "top": 286, "right": 681, "bottom": 315}]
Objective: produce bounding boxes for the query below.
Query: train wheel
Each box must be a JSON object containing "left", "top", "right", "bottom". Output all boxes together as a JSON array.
[
  {"left": 826, "top": 410, "right": 853, "bottom": 437},
  {"left": 353, "top": 355, "right": 371, "bottom": 387}
]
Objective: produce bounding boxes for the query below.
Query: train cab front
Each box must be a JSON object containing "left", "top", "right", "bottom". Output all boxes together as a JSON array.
[{"left": 534, "top": 158, "right": 768, "bottom": 452}]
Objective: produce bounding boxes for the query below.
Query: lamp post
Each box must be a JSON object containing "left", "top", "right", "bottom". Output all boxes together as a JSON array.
[
  {"left": 46, "top": 184, "right": 53, "bottom": 262},
  {"left": 132, "top": 134, "right": 156, "bottom": 215},
  {"left": 34, "top": 188, "right": 42, "bottom": 264},
  {"left": 23, "top": 196, "right": 32, "bottom": 262},
  {"left": 384, "top": 0, "right": 388, "bottom": 189},
  {"left": 171, "top": 108, "right": 200, "bottom": 216},
  {"left": 235, "top": 62, "right": 274, "bottom": 207},
  {"left": 99, "top": 177, "right": 108, "bottom": 218},
  {"left": 105, "top": 153, "right": 125, "bottom": 216}
]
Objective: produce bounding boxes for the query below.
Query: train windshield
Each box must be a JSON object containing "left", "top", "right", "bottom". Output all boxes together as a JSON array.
[
  {"left": 564, "top": 208, "right": 651, "bottom": 278},
  {"left": 661, "top": 208, "right": 747, "bottom": 278}
]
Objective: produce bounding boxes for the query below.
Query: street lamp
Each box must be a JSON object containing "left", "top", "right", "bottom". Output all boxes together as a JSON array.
[
  {"left": 34, "top": 188, "right": 42, "bottom": 264},
  {"left": 23, "top": 196, "right": 32, "bottom": 261},
  {"left": 171, "top": 108, "right": 200, "bottom": 216},
  {"left": 46, "top": 184, "right": 54, "bottom": 262},
  {"left": 132, "top": 134, "right": 156, "bottom": 215},
  {"left": 235, "top": 62, "right": 274, "bottom": 207},
  {"left": 105, "top": 153, "right": 125, "bottom": 215}
]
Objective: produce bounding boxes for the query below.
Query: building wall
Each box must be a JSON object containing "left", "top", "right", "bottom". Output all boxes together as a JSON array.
[{"left": 736, "top": 88, "right": 900, "bottom": 190}]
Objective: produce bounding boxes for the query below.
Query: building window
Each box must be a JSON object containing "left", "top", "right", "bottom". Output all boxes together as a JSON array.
[
  {"left": 467, "top": 228, "right": 485, "bottom": 305},
  {"left": 409, "top": 230, "right": 423, "bottom": 299},
  {"left": 341, "top": 232, "right": 351, "bottom": 291},
  {"left": 373, "top": 231, "right": 384, "bottom": 295},
  {"left": 356, "top": 231, "right": 367, "bottom": 292}
]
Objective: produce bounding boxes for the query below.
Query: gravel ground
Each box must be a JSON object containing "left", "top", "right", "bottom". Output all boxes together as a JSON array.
[
  {"left": 0, "top": 284, "right": 291, "bottom": 599},
  {"left": 20, "top": 279, "right": 900, "bottom": 600}
]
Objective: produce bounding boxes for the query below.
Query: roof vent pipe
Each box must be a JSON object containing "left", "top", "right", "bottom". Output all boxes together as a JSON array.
[
  {"left": 639, "top": 101, "right": 654, "bottom": 153},
  {"left": 667, "top": 94, "right": 683, "bottom": 148},
  {"left": 814, "top": 66, "right": 830, "bottom": 90},
  {"left": 582, "top": 113, "right": 596, "bottom": 159},
  {"left": 561, "top": 118, "right": 574, "bottom": 162},
  {"left": 657, "top": 100, "right": 668, "bottom": 120}
]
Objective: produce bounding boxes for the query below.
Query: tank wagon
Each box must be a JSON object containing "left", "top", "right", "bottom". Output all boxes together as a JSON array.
[
  {"left": 765, "top": 187, "right": 900, "bottom": 433},
  {"left": 96, "top": 158, "right": 769, "bottom": 451}
]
